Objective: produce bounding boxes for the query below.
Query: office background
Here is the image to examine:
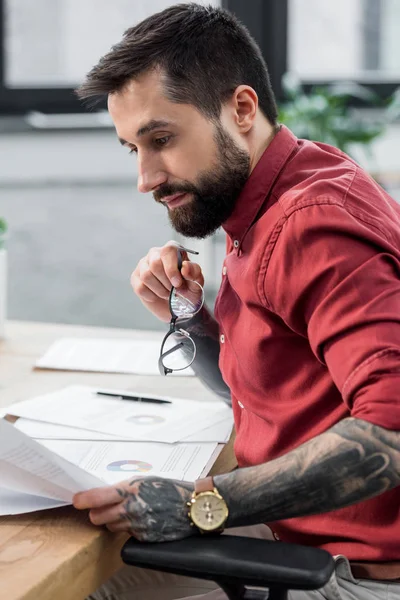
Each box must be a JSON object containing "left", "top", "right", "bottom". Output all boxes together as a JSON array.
[{"left": 1, "top": 0, "right": 399, "bottom": 331}]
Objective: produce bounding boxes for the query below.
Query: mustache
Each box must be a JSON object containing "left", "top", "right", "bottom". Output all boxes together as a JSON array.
[{"left": 153, "top": 183, "right": 197, "bottom": 203}]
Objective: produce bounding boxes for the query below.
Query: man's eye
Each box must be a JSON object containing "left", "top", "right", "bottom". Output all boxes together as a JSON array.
[
  {"left": 154, "top": 136, "right": 170, "bottom": 147},
  {"left": 128, "top": 147, "right": 137, "bottom": 155}
]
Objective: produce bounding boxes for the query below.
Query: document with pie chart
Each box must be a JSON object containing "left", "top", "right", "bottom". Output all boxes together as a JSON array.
[
  {"left": 0, "top": 420, "right": 223, "bottom": 515},
  {"left": 41, "top": 439, "right": 223, "bottom": 484}
]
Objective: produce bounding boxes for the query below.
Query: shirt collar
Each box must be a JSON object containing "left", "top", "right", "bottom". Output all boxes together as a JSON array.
[{"left": 222, "top": 125, "right": 298, "bottom": 244}]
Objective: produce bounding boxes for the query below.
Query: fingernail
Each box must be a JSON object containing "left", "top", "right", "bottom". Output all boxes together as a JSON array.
[{"left": 171, "top": 276, "right": 181, "bottom": 287}]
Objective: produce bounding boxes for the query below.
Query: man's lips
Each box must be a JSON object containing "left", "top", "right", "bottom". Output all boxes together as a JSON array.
[{"left": 161, "top": 192, "right": 190, "bottom": 209}]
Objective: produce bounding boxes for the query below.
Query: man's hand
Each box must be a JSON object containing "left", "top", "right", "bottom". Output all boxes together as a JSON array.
[
  {"left": 131, "top": 241, "right": 204, "bottom": 323},
  {"left": 73, "top": 477, "right": 196, "bottom": 543}
]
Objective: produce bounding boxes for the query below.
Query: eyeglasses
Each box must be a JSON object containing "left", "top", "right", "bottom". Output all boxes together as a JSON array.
[{"left": 158, "top": 247, "right": 205, "bottom": 376}]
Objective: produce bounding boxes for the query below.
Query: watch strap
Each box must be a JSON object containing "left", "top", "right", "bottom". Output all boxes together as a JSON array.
[{"left": 194, "top": 476, "right": 214, "bottom": 494}]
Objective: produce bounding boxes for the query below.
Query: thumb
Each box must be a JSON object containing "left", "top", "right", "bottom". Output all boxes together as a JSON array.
[{"left": 181, "top": 260, "right": 204, "bottom": 287}]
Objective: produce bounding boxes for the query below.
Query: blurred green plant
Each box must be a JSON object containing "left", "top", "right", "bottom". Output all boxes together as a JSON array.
[
  {"left": 279, "top": 73, "right": 400, "bottom": 158},
  {"left": 0, "top": 218, "right": 7, "bottom": 250}
]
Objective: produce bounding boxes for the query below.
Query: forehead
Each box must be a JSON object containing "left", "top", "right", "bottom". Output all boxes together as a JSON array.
[{"left": 107, "top": 70, "right": 204, "bottom": 139}]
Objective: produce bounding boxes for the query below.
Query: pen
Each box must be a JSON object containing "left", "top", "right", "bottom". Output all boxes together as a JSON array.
[{"left": 95, "top": 391, "right": 172, "bottom": 404}]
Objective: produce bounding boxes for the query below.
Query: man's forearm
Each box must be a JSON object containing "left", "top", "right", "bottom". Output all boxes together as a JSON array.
[
  {"left": 215, "top": 417, "right": 400, "bottom": 528},
  {"left": 181, "top": 305, "right": 231, "bottom": 404}
]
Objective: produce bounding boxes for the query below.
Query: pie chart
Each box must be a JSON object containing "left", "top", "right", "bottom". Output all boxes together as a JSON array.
[
  {"left": 106, "top": 460, "right": 153, "bottom": 473},
  {"left": 126, "top": 415, "right": 165, "bottom": 425}
]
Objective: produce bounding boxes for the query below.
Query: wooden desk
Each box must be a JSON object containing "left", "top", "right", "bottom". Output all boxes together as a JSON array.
[{"left": 0, "top": 321, "right": 236, "bottom": 600}]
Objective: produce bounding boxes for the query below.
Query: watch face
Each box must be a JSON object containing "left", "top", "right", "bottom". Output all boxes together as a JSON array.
[{"left": 191, "top": 492, "right": 228, "bottom": 531}]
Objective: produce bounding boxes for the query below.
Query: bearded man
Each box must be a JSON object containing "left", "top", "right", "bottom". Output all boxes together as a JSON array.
[{"left": 74, "top": 5, "right": 400, "bottom": 600}]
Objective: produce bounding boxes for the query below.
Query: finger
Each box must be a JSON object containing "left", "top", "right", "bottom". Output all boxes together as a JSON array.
[
  {"left": 130, "top": 268, "right": 162, "bottom": 303},
  {"left": 160, "top": 243, "right": 188, "bottom": 288},
  {"left": 89, "top": 503, "right": 128, "bottom": 526},
  {"left": 106, "top": 521, "right": 139, "bottom": 534},
  {"left": 73, "top": 485, "right": 129, "bottom": 510},
  {"left": 147, "top": 248, "right": 175, "bottom": 292},
  {"left": 181, "top": 261, "right": 204, "bottom": 286},
  {"left": 139, "top": 257, "right": 170, "bottom": 300}
]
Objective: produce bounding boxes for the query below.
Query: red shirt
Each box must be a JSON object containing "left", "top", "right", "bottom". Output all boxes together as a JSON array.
[{"left": 215, "top": 125, "right": 400, "bottom": 561}]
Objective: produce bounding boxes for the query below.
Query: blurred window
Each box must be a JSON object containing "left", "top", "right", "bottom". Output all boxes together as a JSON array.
[
  {"left": 288, "top": 0, "right": 400, "bottom": 81},
  {"left": 5, "top": 0, "right": 220, "bottom": 88},
  {"left": 0, "top": 0, "right": 220, "bottom": 114},
  {"left": 0, "top": 0, "right": 397, "bottom": 115}
]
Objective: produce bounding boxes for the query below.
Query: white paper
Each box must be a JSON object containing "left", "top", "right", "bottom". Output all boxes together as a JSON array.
[
  {"left": 199, "top": 445, "right": 224, "bottom": 478},
  {"left": 40, "top": 439, "right": 221, "bottom": 483},
  {"left": 15, "top": 419, "right": 123, "bottom": 441},
  {"left": 0, "top": 419, "right": 104, "bottom": 504},
  {"left": 0, "top": 487, "right": 69, "bottom": 515},
  {"left": 14, "top": 416, "right": 233, "bottom": 444},
  {"left": 0, "top": 419, "right": 227, "bottom": 516},
  {"left": 0, "top": 420, "right": 222, "bottom": 515},
  {"left": 182, "top": 420, "right": 232, "bottom": 443},
  {"left": 9, "top": 385, "right": 232, "bottom": 443},
  {"left": 35, "top": 337, "right": 194, "bottom": 376},
  {"left": 39, "top": 440, "right": 96, "bottom": 466}
]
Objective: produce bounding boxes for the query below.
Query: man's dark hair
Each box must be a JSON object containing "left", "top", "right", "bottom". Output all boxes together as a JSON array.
[{"left": 77, "top": 3, "right": 278, "bottom": 124}]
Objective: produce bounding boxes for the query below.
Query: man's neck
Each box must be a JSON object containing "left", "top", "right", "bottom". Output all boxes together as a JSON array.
[{"left": 249, "top": 120, "right": 280, "bottom": 173}]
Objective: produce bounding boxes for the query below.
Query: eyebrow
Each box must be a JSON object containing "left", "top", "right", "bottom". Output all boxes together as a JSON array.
[{"left": 118, "top": 120, "right": 172, "bottom": 146}]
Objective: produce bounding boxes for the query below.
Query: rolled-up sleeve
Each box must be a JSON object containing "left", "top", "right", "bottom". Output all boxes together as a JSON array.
[{"left": 265, "top": 200, "right": 400, "bottom": 430}]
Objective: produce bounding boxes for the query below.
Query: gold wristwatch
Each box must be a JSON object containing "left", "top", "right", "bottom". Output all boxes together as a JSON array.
[{"left": 187, "top": 476, "right": 229, "bottom": 533}]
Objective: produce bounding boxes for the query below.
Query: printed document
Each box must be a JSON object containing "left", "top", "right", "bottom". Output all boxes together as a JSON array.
[
  {"left": 15, "top": 416, "right": 233, "bottom": 443},
  {"left": 0, "top": 419, "right": 104, "bottom": 506},
  {"left": 0, "top": 487, "right": 68, "bottom": 515},
  {"left": 0, "top": 420, "right": 223, "bottom": 515},
  {"left": 8, "top": 385, "right": 233, "bottom": 443},
  {"left": 35, "top": 337, "right": 194, "bottom": 376},
  {"left": 40, "top": 439, "right": 222, "bottom": 484}
]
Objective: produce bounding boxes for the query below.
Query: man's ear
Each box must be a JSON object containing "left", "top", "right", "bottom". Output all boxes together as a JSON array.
[{"left": 231, "top": 85, "right": 258, "bottom": 133}]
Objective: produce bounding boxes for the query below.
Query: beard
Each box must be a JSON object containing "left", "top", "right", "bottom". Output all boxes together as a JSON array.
[{"left": 153, "top": 123, "right": 250, "bottom": 239}]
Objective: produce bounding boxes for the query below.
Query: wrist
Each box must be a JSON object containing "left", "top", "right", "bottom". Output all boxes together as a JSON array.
[{"left": 187, "top": 476, "right": 229, "bottom": 533}]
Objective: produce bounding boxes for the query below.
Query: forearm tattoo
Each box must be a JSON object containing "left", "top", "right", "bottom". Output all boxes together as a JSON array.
[
  {"left": 178, "top": 305, "right": 231, "bottom": 404},
  {"left": 214, "top": 417, "right": 400, "bottom": 528},
  {"left": 184, "top": 304, "right": 220, "bottom": 341}
]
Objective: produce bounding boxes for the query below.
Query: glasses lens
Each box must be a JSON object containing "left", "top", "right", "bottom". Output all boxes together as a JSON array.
[
  {"left": 170, "top": 280, "right": 204, "bottom": 319},
  {"left": 161, "top": 330, "right": 195, "bottom": 372}
]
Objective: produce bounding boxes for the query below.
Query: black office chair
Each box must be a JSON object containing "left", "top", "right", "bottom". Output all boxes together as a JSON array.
[{"left": 122, "top": 534, "right": 334, "bottom": 600}]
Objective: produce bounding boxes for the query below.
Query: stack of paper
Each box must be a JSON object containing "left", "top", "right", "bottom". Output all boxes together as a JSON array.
[
  {"left": 35, "top": 337, "right": 195, "bottom": 376},
  {"left": 0, "top": 420, "right": 222, "bottom": 515},
  {"left": 8, "top": 385, "right": 232, "bottom": 443},
  {"left": 1, "top": 385, "right": 233, "bottom": 515}
]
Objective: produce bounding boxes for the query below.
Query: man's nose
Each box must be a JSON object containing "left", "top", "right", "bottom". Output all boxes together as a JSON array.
[{"left": 137, "top": 156, "right": 167, "bottom": 194}]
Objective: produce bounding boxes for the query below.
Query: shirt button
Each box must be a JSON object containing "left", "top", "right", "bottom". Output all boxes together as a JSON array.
[
  {"left": 220, "top": 334, "right": 225, "bottom": 344},
  {"left": 233, "top": 240, "right": 239, "bottom": 249},
  {"left": 238, "top": 401, "right": 244, "bottom": 409},
  {"left": 222, "top": 266, "right": 227, "bottom": 276}
]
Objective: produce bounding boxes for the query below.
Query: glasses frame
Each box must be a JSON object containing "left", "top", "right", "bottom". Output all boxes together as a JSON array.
[{"left": 158, "top": 248, "right": 204, "bottom": 376}]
